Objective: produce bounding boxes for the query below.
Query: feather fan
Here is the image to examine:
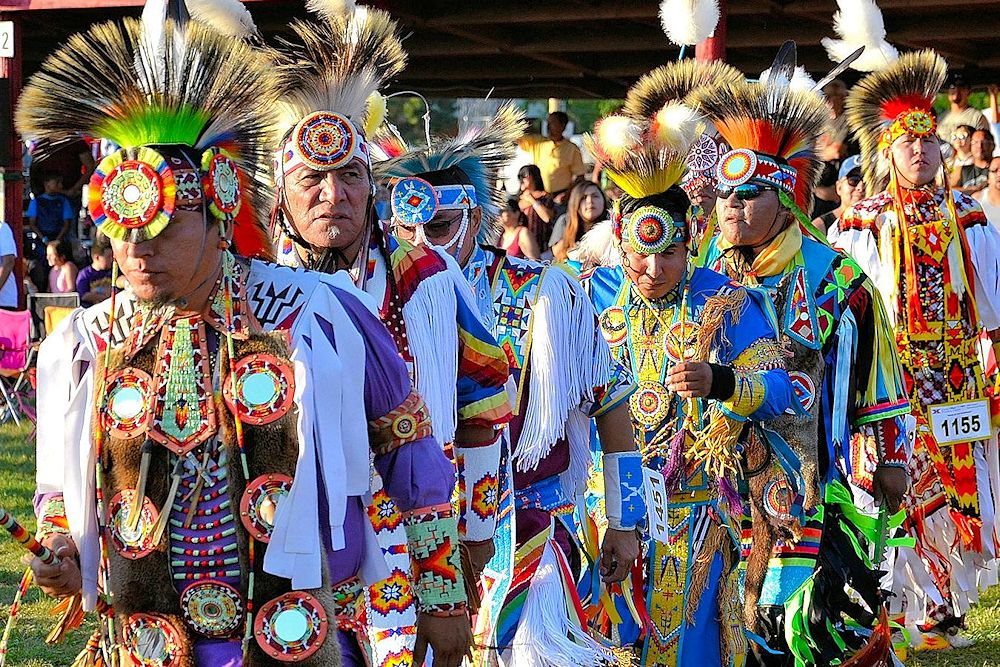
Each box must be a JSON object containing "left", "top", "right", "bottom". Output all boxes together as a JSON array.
[
  {"left": 821, "top": 0, "right": 899, "bottom": 72},
  {"left": 659, "top": 0, "right": 720, "bottom": 47},
  {"left": 845, "top": 50, "right": 946, "bottom": 195}
]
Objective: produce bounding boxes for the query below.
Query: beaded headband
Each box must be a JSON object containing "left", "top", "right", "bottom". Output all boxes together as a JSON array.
[
  {"left": 879, "top": 108, "right": 937, "bottom": 150},
  {"left": 277, "top": 111, "right": 371, "bottom": 181},
  {"left": 619, "top": 205, "right": 687, "bottom": 255},
  {"left": 389, "top": 177, "right": 478, "bottom": 226}
]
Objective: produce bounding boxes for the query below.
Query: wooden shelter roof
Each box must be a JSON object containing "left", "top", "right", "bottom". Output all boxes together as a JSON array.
[{"left": 5, "top": 0, "right": 1000, "bottom": 98}]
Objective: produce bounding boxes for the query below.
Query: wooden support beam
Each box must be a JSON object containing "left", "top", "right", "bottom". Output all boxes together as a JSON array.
[
  {"left": 0, "top": 12, "right": 23, "bottom": 307},
  {"left": 403, "top": 1, "right": 659, "bottom": 27}
]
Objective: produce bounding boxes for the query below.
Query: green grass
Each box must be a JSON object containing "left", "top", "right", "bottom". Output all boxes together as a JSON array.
[{"left": 0, "top": 420, "right": 999, "bottom": 665}]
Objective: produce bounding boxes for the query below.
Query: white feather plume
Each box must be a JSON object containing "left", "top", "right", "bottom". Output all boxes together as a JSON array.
[
  {"left": 187, "top": 0, "right": 258, "bottom": 38},
  {"left": 138, "top": 0, "right": 187, "bottom": 93},
  {"left": 759, "top": 65, "right": 820, "bottom": 94},
  {"left": 659, "top": 0, "right": 720, "bottom": 47},
  {"left": 306, "top": 0, "right": 357, "bottom": 21},
  {"left": 821, "top": 0, "right": 899, "bottom": 72}
]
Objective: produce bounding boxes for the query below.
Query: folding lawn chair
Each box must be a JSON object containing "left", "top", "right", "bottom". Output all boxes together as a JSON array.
[
  {"left": 27, "top": 292, "right": 80, "bottom": 342},
  {"left": 0, "top": 309, "right": 35, "bottom": 427}
]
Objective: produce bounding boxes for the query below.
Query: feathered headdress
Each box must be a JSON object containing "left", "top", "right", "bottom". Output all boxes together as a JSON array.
[
  {"left": 688, "top": 78, "right": 828, "bottom": 214},
  {"left": 821, "top": 0, "right": 899, "bottom": 73},
  {"left": 586, "top": 101, "right": 701, "bottom": 253},
  {"left": 186, "top": 0, "right": 259, "bottom": 39},
  {"left": 269, "top": 6, "right": 405, "bottom": 183},
  {"left": 376, "top": 105, "right": 525, "bottom": 242},
  {"left": 15, "top": 14, "right": 276, "bottom": 258},
  {"left": 846, "top": 49, "right": 946, "bottom": 195}
]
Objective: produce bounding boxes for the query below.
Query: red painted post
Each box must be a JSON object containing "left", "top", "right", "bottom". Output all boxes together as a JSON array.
[
  {"left": 695, "top": 0, "right": 726, "bottom": 62},
  {"left": 0, "top": 13, "right": 23, "bottom": 308}
]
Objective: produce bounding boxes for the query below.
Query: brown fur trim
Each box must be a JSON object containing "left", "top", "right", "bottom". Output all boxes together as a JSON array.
[{"left": 99, "top": 326, "right": 341, "bottom": 666}]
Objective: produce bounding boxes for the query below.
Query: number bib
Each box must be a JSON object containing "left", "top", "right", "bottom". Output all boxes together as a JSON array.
[{"left": 929, "top": 398, "right": 991, "bottom": 445}]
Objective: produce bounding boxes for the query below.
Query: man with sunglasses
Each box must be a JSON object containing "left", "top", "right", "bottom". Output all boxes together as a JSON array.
[
  {"left": 693, "top": 76, "right": 910, "bottom": 666},
  {"left": 378, "top": 106, "right": 642, "bottom": 666},
  {"left": 815, "top": 155, "right": 866, "bottom": 244},
  {"left": 266, "top": 7, "right": 512, "bottom": 667},
  {"left": 838, "top": 52, "right": 1000, "bottom": 652}
]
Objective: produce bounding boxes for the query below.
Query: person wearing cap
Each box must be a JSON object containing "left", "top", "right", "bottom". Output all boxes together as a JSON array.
[
  {"left": 377, "top": 104, "right": 641, "bottom": 667},
  {"left": 265, "top": 7, "right": 511, "bottom": 666},
  {"left": 693, "top": 72, "right": 910, "bottom": 665},
  {"left": 815, "top": 155, "right": 866, "bottom": 243},
  {"left": 838, "top": 50, "right": 1000, "bottom": 652},
  {"left": 578, "top": 98, "right": 797, "bottom": 666},
  {"left": 17, "top": 4, "right": 468, "bottom": 666},
  {"left": 937, "top": 72, "right": 991, "bottom": 144}
]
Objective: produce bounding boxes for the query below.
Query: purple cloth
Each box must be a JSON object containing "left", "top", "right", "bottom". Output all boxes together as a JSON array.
[
  {"left": 338, "top": 629, "right": 367, "bottom": 666},
  {"left": 323, "top": 286, "right": 455, "bottom": 581},
  {"left": 194, "top": 639, "right": 242, "bottom": 666}
]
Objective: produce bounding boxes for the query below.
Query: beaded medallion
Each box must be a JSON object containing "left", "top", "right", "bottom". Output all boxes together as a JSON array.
[
  {"left": 240, "top": 473, "right": 293, "bottom": 542},
  {"left": 124, "top": 613, "right": 184, "bottom": 666},
  {"left": 180, "top": 580, "right": 244, "bottom": 638},
  {"left": 391, "top": 177, "right": 439, "bottom": 225},
  {"left": 223, "top": 353, "right": 295, "bottom": 426},
  {"left": 717, "top": 148, "right": 758, "bottom": 188},
  {"left": 293, "top": 111, "right": 357, "bottom": 171},
  {"left": 254, "top": 591, "right": 329, "bottom": 662},
  {"left": 201, "top": 148, "right": 243, "bottom": 222},
  {"left": 664, "top": 320, "right": 700, "bottom": 363},
  {"left": 630, "top": 381, "right": 672, "bottom": 429},
  {"left": 104, "top": 367, "right": 154, "bottom": 439},
  {"left": 89, "top": 147, "right": 176, "bottom": 242},
  {"left": 109, "top": 490, "right": 159, "bottom": 560},
  {"left": 763, "top": 478, "right": 794, "bottom": 522},
  {"left": 785, "top": 371, "right": 816, "bottom": 415},
  {"left": 686, "top": 134, "right": 721, "bottom": 173}
]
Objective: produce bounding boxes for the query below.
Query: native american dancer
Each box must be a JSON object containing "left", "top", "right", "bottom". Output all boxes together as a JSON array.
[
  {"left": 836, "top": 50, "right": 1000, "bottom": 651},
  {"left": 575, "top": 101, "right": 797, "bottom": 667},
  {"left": 264, "top": 6, "right": 511, "bottom": 665},
  {"left": 19, "top": 3, "right": 468, "bottom": 666},
  {"left": 688, "top": 70, "right": 911, "bottom": 665},
  {"left": 374, "top": 104, "right": 642, "bottom": 666}
]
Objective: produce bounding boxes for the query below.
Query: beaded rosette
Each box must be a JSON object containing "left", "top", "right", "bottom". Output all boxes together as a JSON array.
[
  {"left": 108, "top": 490, "right": 159, "bottom": 560},
  {"left": 716, "top": 147, "right": 797, "bottom": 195},
  {"left": 390, "top": 176, "right": 439, "bottom": 225},
  {"left": 240, "top": 473, "right": 293, "bottom": 542},
  {"left": 124, "top": 613, "right": 185, "bottom": 666},
  {"left": 621, "top": 205, "right": 686, "bottom": 255},
  {"left": 880, "top": 108, "right": 937, "bottom": 150},
  {"left": 222, "top": 353, "right": 295, "bottom": 426},
  {"left": 103, "top": 367, "right": 154, "bottom": 439},
  {"left": 180, "top": 580, "right": 244, "bottom": 639},
  {"left": 254, "top": 591, "right": 330, "bottom": 662}
]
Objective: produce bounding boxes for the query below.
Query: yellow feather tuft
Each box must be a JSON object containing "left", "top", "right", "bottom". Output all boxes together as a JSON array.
[
  {"left": 593, "top": 115, "right": 642, "bottom": 166},
  {"left": 364, "top": 91, "right": 387, "bottom": 137}
]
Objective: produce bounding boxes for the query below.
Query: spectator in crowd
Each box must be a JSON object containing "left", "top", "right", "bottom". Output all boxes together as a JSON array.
[
  {"left": 816, "top": 155, "right": 865, "bottom": 244},
  {"left": 950, "top": 124, "right": 976, "bottom": 168},
  {"left": 986, "top": 85, "right": 1000, "bottom": 156},
  {"left": 951, "top": 128, "right": 994, "bottom": 195},
  {"left": 550, "top": 180, "right": 608, "bottom": 262},
  {"left": 525, "top": 111, "right": 585, "bottom": 203},
  {"left": 75, "top": 235, "right": 114, "bottom": 305},
  {"left": 0, "top": 219, "right": 18, "bottom": 309},
  {"left": 26, "top": 171, "right": 74, "bottom": 247},
  {"left": 937, "top": 72, "right": 990, "bottom": 142},
  {"left": 974, "top": 156, "right": 1000, "bottom": 228},
  {"left": 498, "top": 196, "right": 539, "bottom": 260},
  {"left": 517, "top": 164, "right": 557, "bottom": 249},
  {"left": 45, "top": 239, "right": 76, "bottom": 294}
]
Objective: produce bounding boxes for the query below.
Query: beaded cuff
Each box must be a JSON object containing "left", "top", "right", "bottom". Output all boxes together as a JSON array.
[
  {"left": 402, "top": 503, "right": 467, "bottom": 615},
  {"left": 602, "top": 451, "right": 646, "bottom": 531},
  {"left": 721, "top": 371, "right": 767, "bottom": 419},
  {"left": 454, "top": 431, "right": 502, "bottom": 542},
  {"left": 368, "top": 390, "right": 433, "bottom": 456},
  {"left": 37, "top": 495, "right": 70, "bottom": 538}
]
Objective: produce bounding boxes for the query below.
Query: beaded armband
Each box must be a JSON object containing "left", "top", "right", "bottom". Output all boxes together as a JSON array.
[
  {"left": 402, "top": 503, "right": 467, "bottom": 616},
  {"left": 368, "top": 390, "right": 433, "bottom": 456},
  {"left": 720, "top": 371, "right": 768, "bottom": 419},
  {"left": 37, "top": 495, "right": 70, "bottom": 539},
  {"left": 454, "top": 430, "right": 502, "bottom": 542},
  {"left": 602, "top": 451, "right": 646, "bottom": 531}
]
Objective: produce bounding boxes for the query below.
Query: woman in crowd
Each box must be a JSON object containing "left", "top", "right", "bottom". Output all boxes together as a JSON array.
[
  {"left": 517, "top": 164, "right": 556, "bottom": 249},
  {"left": 45, "top": 239, "right": 76, "bottom": 293},
  {"left": 499, "top": 196, "right": 540, "bottom": 259},
  {"left": 550, "top": 179, "right": 608, "bottom": 262}
]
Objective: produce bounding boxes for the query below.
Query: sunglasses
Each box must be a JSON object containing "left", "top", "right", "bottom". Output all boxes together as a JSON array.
[
  {"left": 952, "top": 133, "right": 970, "bottom": 142},
  {"left": 716, "top": 183, "right": 777, "bottom": 201},
  {"left": 846, "top": 175, "right": 863, "bottom": 187}
]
